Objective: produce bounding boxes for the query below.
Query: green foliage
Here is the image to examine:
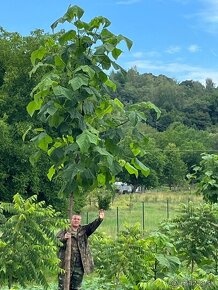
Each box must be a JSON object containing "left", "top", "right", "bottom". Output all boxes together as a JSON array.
[
  {"left": 163, "top": 270, "right": 218, "bottom": 290},
  {"left": 145, "top": 230, "right": 181, "bottom": 280},
  {"left": 0, "top": 117, "right": 65, "bottom": 211},
  {"left": 97, "top": 190, "right": 113, "bottom": 210},
  {"left": 155, "top": 122, "right": 209, "bottom": 160},
  {"left": 139, "top": 272, "right": 218, "bottom": 290},
  {"left": 0, "top": 28, "right": 44, "bottom": 124},
  {"left": 163, "top": 143, "right": 187, "bottom": 189},
  {"left": 72, "top": 192, "right": 87, "bottom": 213},
  {"left": 27, "top": 5, "right": 158, "bottom": 197},
  {"left": 91, "top": 225, "right": 180, "bottom": 288},
  {"left": 0, "top": 29, "right": 66, "bottom": 208},
  {"left": 112, "top": 69, "right": 218, "bottom": 132},
  {"left": 191, "top": 153, "right": 218, "bottom": 203},
  {"left": 160, "top": 202, "right": 218, "bottom": 273},
  {"left": 138, "top": 278, "right": 171, "bottom": 290},
  {"left": 0, "top": 193, "right": 67, "bottom": 289},
  {"left": 82, "top": 275, "right": 114, "bottom": 290},
  {"left": 88, "top": 202, "right": 218, "bottom": 289},
  {"left": 91, "top": 227, "right": 149, "bottom": 288}
]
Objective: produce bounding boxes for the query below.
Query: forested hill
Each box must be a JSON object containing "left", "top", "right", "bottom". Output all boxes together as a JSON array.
[
  {"left": 111, "top": 68, "right": 218, "bottom": 132},
  {"left": 0, "top": 28, "right": 217, "bottom": 206}
]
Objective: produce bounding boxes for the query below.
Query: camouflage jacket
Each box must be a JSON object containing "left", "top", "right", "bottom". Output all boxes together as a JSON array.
[{"left": 57, "top": 217, "right": 103, "bottom": 274}]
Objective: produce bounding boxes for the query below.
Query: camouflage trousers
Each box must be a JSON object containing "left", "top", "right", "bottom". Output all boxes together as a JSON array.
[
  {"left": 58, "top": 266, "right": 84, "bottom": 290},
  {"left": 58, "top": 255, "right": 84, "bottom": 290}
]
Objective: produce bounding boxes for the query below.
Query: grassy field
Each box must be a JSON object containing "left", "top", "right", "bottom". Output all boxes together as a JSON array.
[{"left": 82, "top": 189, "right": 203, "bottom": 237}]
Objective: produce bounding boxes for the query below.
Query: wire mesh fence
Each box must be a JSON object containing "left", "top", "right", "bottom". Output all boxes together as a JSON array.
[{"left": 82, "top": 191, "right": 203, "bottom": 236}]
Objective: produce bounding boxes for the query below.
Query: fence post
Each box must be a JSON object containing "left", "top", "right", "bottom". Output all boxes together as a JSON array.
[
  {"left": 116, "top": 207, "right": 119, "bottom": 234},
  {"left": 142, "top": 202, "right": 145, "bottom": 232},
  {"left": 166, "top": 199, "right": 169, "bottom": 219}
]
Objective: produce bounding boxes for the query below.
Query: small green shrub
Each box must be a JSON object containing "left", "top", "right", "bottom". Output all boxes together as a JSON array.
[{"left": 97, "top": 190, "right": 114, "bottom": 210}]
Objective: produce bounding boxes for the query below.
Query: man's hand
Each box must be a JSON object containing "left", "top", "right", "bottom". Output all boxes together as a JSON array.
[
  {"left": 64, "top": 232, "right": 71, "bottom": 239},
  {"left": 99, "top": 209, "right": 105, "bottom": 220}
]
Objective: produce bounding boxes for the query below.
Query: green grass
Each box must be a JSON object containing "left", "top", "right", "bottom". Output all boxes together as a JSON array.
[
  {"left": 82, "top": 189, "right": 203, "bottom": 237},
  {"left": 0, "top": 284, "right": 56, "bottom": 290}
]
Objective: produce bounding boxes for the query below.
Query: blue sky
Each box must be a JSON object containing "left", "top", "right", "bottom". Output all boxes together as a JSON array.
[{"left": 1, "top": 0, "right": 218, "bottom": 85}]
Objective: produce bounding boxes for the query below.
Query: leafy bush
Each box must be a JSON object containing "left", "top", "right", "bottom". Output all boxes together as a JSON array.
[
  {"left": 160, "top": 202, "right": 218, "bottom": 273},
  {"left": 191, "top": 153, "right": 218, "bottom": 203},
  {"left": 0, "top": 193, "right": 67, "bottom": 289},
  {"left": 97, "top": 193, "right": 112, "bottom": 210},
  {"left": 89, "top": 203, "right": 218, "bottom": 289},
  {"left": 90, "top": 224, "right": 180, "bottom": 288}
]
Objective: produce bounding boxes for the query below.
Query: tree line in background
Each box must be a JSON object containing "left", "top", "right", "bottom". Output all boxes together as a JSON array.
[{"left": 0, "top": 27, "right": 218, "bottom": 211}]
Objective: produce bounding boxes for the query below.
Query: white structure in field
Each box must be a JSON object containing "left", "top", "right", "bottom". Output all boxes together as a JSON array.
[{"left": 114, "top": 182, "right": 134, "bottom": 194}]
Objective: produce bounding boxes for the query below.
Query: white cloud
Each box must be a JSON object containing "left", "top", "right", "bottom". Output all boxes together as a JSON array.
[
  {"left": 116, "top": 0, "right": 141, "bottom": 5},
  {"left": 183, "top": 67, "right": 218, "bottom": 86},
  {"left": 124, "top": 58, "right": 218, "bottom": 85},
  {"left": 196, "top": 0, "right": 218, "bottom": 33},
  {"left": 187, "top": 44, "right": 200, "bottom": 53},
  {"left": 145, "top": 50, "right": 161, "bottom": 58},
  {"left": 132, "top": 51, "right": 144, "bottom": 58},
  {"left": 165, "top": 45, "right": 181, "bottom": 54},
  {"left": 131, "top": 51, "right": 161, "bottom": 58}
]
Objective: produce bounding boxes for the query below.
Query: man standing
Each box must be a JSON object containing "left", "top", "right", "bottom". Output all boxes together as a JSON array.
[{"left": 57, "top": 209, "right": 104, "bottom": 290}]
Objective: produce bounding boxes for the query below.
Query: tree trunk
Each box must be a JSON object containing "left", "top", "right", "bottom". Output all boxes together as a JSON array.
[{"left": 64, "top": 194, "right": 73, "bottom": 290}]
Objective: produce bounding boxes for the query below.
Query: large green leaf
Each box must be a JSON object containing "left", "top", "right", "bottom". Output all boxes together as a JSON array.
[
  {"left": 27, "top": 100, "right": 42, "bottom": 117},
  {"left": 69, "top": 75, "right": 89, "bottom": 91},
  {"left": 95, "top": 146, "right": 115, "bottom": 171},
  {"left": 76, "top": 130, "right": 99, "bottom": 153},
  {"left": 100, "top": 28, "right": 114, "bottom": 40},
  {"left": 75, "top": 65, "right": 95, "bottom": 79},
  {"left": 51, "top": 5, "right": 84, "bottom": 30},
  {"left": 89, "top": 16, "right": 111, "bottom": 29},
  {"left": 104, "top": 43, "right": 115, "bottom": 52},
  {"left": 117, "top": 34, "right": 133, "bottom": 50},
  {"left": 48, "top": 113, "right": 65, "bottom": 128},
  {"left": 156, "top": 254, "right": 170, "bottom": 268},
  {"left": 104, "top": 78, "right": 116, "bottom": 91},
  {"left": 129, "top": 101, "right": 161, "bottom": 119},
  {"left": 58, "top": 30, "right": 77, "bottom": 45},
  {"left": 31, "top": 132, "right": 53, "bottom": 152},
  {"left": 53, "top": 85, "right": 72, "bottom": 99},
  {"left": 112, "top": 47, "right": 122, "bottom": 60},
  {"left": 129, "top": 142, "right": 141, "bottom": 157},
  {"left": 47, "top": 165, "right": 56, "bottom": 181},
  {"left": 97, "top": 173, "right": 106, "bottom": 186},
  {"left": 30, "top": 46, "right": 47, "bottom": 66},
  {"left": 133, "top": 158, "right": 150, "bottom": 177},
  {"left": 125, "top": 162, "right": 138, "bottom": 177},
  {"left": 95, "top": 146, "right": 111, "bottom": 156},
  {"left": 54, "top": 55, "right": 66, "bottom": 69},
  {"left": 96, "top": 101, "right": 113, "bottom": 118},
  {"left": 113, "top": 98, "right": 124, "bottom": 109},
  {"left": 128, "top": 111, "right": 138, "bottom": 126}
]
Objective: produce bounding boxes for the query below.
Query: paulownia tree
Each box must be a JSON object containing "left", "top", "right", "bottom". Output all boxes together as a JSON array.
[{"left": 26, "top": 5, "right": 160, "bottom": 289}]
